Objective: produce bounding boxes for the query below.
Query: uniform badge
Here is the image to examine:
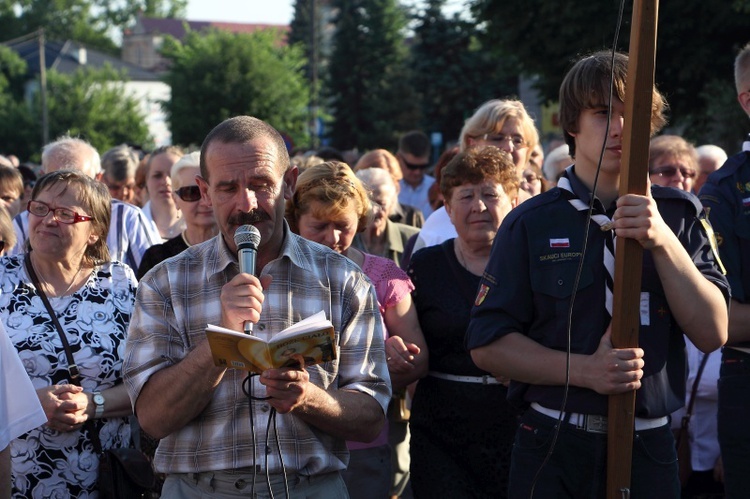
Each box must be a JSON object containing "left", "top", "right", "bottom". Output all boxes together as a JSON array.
[
  {"left": 699, "top": 217, "right": 727, "bottom": 275},
  {"left": 475, "top": 284, "right": 490, "bottom": 306}
]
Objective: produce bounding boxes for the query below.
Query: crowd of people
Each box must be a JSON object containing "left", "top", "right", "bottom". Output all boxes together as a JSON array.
[{"left": 2, "top": 41, "right": 750, "bottom": 499}]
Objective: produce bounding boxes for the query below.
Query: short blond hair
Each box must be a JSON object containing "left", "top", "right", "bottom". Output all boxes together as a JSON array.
[
  {"left": 459, "top": 99, "right": 540, "bottom": 165},
  {"left": 286, "top": 161, "right": 372, "bottom": 234}
]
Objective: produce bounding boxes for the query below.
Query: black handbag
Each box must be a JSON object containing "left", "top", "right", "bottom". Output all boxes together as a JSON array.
[
  {"left": 96, "top": 440, "right": 156, "bottom": 498},
  {"left": 25, "top": 253, "right": 156, "bottom": 498}
]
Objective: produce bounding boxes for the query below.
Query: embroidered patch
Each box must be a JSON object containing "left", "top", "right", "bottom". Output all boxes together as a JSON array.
[
  {"left": 743, "top": 196, "right": 750, "bottom": 207},
  {"left": 549, "top": 238, "right": 570, "bottom": 248},
  {"left": 475, "top": 284, "right": 490, "bottom": 306}
]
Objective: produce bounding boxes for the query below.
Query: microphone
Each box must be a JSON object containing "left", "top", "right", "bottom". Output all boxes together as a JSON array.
[{"left": 234, "top": 225, "right": 261, "bottom": 334}]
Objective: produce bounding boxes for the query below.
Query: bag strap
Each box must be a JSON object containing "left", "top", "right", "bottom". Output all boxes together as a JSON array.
[
  {"left": 25, "top": 252, "right": 80, "bottom": 381},
  {"left": 677, "top": 350, "right": 711, "bottom": 452},
  {"left": 25, "top": 252, "right": 104, "bottom": 453}
]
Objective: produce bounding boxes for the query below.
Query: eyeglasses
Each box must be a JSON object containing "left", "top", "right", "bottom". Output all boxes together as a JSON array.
[
  {"left": 28, "top": 200, "right": 93, "bottom": 224},
  {"left": 482, "top": 134, "right": 528, "bottom": 149},
  {"left": 650, "top": 165, "right": 697, "bottom": 179},
  {"left": 175, "top": 185, "right": 202, "bottom": 202}
]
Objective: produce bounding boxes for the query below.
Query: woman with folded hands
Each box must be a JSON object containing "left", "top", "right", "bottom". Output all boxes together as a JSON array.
[
  {"left": 0, "top": 170, "right": 137, "bottom": 497},
  {"left": 407, "top": 146, "right": 521, "bottom": 498}
]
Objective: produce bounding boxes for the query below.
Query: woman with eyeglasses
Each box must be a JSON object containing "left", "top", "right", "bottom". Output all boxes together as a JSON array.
[
  {"left": 411, "top": 99, "right": 539, "bottom": 256},
  {"left": 137, "top": 152, "right": 217, "bottom": 280},
  {"left": 0, "top": 170, "right": 138, "bottom": 497},
  {"left": 648, "top": 135, "right": 699, "bottom": 192}
]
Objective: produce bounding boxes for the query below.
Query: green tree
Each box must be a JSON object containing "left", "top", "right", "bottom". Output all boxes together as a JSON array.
[
  {"left": 0, "top": 60, "right": 151, "bottom": 160},
  {"left": 409, "top": 0, "right": 517, "bottom": 145},
  {"left": 0, "top": 0, "right": 187, "bottom": 54},
  {"left": 327, "top": 0, "right": 419, "bottom": 151},
  {"left": 162, "top": 27, "right": 310, "bottom": 148},
  {"left": 471, "top": 0, "right": 750, "bottom": 151}
]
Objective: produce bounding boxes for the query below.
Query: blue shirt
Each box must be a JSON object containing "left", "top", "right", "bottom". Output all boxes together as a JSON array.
[{"left": 399, "top": 176, "right": 435, "bottom": 219}]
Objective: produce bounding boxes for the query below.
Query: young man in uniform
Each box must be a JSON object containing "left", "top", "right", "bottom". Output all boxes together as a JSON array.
[{"left": 467, "top": 51, "right": 729, "bottom": 497}]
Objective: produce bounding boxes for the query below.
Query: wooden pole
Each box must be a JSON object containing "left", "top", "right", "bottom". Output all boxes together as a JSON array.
[{"left": 606, "top": 1, "right": 659, "bottom": 498}]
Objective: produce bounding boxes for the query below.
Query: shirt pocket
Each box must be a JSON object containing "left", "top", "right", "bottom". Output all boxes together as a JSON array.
[{"left": 530, "top": 260, "right": 594, "bottom": 299}]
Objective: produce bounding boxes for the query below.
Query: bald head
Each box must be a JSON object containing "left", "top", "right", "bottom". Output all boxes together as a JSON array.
[{"left": 41, "top": 137, "right": 101, "bottom": 178}]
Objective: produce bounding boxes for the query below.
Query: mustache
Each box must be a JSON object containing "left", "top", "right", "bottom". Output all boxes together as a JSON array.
[{"left": 229, "top": 210, "right": 271, "bottom": 226}]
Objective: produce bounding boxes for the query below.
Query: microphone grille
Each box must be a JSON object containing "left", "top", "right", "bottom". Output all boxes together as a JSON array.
[{"left": 234, "top": 225, "right": 261, "bottom": 249}]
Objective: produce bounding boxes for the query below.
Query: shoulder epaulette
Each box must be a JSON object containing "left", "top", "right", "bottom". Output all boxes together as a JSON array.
[
  {"left": 651, "top": 184, "right": 702, "bottom": 216},
  {"left": 706, "top": 150, "right": 750, "bottom": 183},
  {"left": 503, "top": 188, "right": 562, "bottom": 227}
]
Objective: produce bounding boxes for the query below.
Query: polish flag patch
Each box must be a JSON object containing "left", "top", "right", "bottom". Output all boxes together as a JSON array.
[
  {"left": 743, "top": 196, "right": 750, "bottom": 207},
  {"left": 550, "top": 238, "right": 570, "bottom": 248}
]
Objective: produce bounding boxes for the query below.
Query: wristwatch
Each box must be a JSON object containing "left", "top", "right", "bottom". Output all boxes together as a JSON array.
[{"left": 92, "top": 391, "right": 105, "bottom": 419}]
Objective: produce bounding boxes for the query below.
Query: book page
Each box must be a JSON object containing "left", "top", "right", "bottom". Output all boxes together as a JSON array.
[{"left": 268, "top": 327, "right": 336, "bottom": 369}]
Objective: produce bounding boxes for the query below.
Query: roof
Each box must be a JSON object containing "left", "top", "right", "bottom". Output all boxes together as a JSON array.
[
  {"left": 126, "top": 17, "right": 289, "bottom": 40},
  {"left": 4, "top": 38, "right": 161, "bottom": 82}
]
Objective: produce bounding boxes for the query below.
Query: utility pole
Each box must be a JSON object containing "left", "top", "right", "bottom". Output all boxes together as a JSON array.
[
  {"left": 310, "top": 0, "right": 319, "bottom": 149},
  {"left": 38, "top": 28, "right": 49, "bottom": 147}
]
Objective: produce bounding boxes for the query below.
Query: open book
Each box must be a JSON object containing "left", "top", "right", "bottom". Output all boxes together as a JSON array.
[{"left": 205, "top": 311, "right": 336, "bottom": 373}]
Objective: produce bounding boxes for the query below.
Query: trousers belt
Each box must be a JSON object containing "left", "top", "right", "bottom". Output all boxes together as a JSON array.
[
  {"left": 530, "top": 402, "right": 668, "bottom": 434},
  {"left": 428, "top": 371, "right": 500, "bottom": 385}
]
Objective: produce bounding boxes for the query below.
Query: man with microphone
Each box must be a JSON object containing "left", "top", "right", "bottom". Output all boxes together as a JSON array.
[{"left": 123, "top": 116, "right": 390, "bottom": 498}]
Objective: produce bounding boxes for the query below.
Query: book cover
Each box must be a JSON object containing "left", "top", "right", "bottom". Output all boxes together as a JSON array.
[{"left": 205, "top": 311, "right": 336, "bottom": 373}]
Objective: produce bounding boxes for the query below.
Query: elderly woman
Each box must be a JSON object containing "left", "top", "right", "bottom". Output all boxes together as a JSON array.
[
  {"left": 286, "top": 161, "right": 428, "bottom": 499},
  {"left": 354, "top": 149, "right": 424, "bottom": 228},
  {"left": 137, "top": 151, "right": 217, "bottom": 279},
  {"left": 460, "top": 99, "right": 540, "bottom": 184},
  {"left": 648, "top": 135, "right": 698, "bottom": 192},
  {"left": 0, "top": 170, "right": 137, "bottom": 497},
  {"left": 407, "top": 146, "right": 520, "bottom": 498}
]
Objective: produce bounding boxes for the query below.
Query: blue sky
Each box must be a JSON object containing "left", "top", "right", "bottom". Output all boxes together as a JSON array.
[{"left": 186, "top": 0, "right": 294, "bottom": 24}]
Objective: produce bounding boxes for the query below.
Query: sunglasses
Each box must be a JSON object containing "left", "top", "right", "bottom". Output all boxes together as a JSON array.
[
  {"left": 402, "top": 160, "right": 430, "bottom": 170},
  {"left": 650, "top": 165, "right": 697, "bottom": 179},
  {"left": 175, "top": 185, "right": 201, "bottom": 202}
]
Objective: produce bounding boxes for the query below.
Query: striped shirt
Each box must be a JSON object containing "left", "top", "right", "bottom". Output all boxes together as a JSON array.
[
  {"left": 123, "top": 224, "right": 390, "bottom": 475},
  {"left": 11, "top": 200, "right": 160, "bottom": 274}
]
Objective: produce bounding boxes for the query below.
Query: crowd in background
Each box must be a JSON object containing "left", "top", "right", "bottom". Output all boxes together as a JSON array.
[{"left": 3, "top": 41, "right": 750, "bottom": 499}]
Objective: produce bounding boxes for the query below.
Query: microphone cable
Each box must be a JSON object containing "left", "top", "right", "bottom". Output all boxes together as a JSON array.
[
  {"left": 243, "top": 372, "right": 291, "bottom": 499},
  {"left": 528, "top": 0, "right": 627, "bottom": 496}
]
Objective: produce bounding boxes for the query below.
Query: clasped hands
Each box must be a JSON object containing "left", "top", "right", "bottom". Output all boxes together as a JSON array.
[{"left": 37, "top": 384, "right": 91, "bottom": 433}]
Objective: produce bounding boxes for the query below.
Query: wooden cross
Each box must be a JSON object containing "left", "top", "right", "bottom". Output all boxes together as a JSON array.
[{"left": 606, "top": 1, "right": 659, "bottom": 498}]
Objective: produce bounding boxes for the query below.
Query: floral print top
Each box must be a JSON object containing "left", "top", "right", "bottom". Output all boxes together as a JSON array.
[{"left": 0, "top": 254, "right": 137, "bottom": 498}]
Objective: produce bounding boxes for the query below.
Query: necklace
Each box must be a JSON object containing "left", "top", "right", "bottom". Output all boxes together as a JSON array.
[
  {"left": 455, "top": 240, "right": 468, "bottom": 270},
  {"left": 32, "top": 257, "right": 85, "bottom": 297}
]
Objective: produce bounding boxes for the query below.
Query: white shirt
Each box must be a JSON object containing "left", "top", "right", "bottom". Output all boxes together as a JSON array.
[
  {"left": 0, "top": 322, "right": 46, "bottom": 449},
  {"left": 411, "top": 206, "right": 457, "bottom": 255},
  {"left": 10, "top": 200, "right": 160, "bottom": 273},
  {"left": 399, "top": 176, "right": 435, "bottom": 219}
]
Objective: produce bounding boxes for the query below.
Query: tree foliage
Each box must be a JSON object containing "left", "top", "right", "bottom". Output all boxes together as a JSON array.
[
  {"left": 471, "top": 0, "right": 750, "bottom": 151},
  {"left": 327, "top": 0, "right": 419, "bottom": 151},
  {"left": 161, "top": 27, "right": 310, "bottom": 148},
  {"left": 409, "top": 0, "right": 517, "bottom": 145},
  {"left": 0, "top": 53, "right": 150, "bottom": 161},
  {"left": 0, "top": 0, "right": 187, "bottom": 53}
]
